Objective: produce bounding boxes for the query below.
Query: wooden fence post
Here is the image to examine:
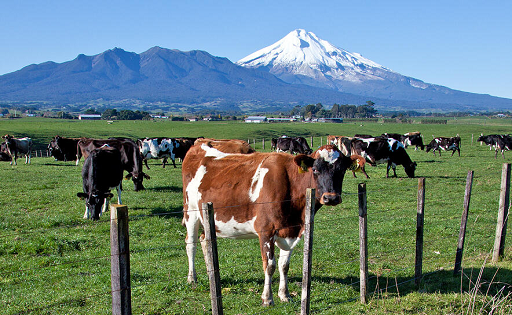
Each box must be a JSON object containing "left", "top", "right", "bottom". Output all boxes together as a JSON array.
[
  {"left": 262, "top": 138, "right": 265, "bottom": 151},
  {"left": 310, "top": 136, "right": 313, "bottom": 149},
  {"left": 202, "top": 202, "right": 223, "bottom": 315},
  {"left": 415, "top": 178, "right": 425, "bottom": 286},
  {"left": 358, "top": 183, "right": 368, "bottom": 304},
  {"left": 301, "top": 188, "right": 316, "bottom": 315},
  {"left": 493, "top": 163, "right": 511, "bottom": 262},
  {"left": 454, "top": 171, "right": 474, "bottom": 275},
  {"left": 110, "top": 204, "right": 132, "bottom": 315}
]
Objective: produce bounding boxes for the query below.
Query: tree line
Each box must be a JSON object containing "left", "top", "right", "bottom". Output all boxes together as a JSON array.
[{"left": 290, "top": 101, "right": 378, "bottom": 119}]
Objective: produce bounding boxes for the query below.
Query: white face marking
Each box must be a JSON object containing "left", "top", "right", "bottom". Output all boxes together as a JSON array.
[
  {"left": 249, "top": 162, "right": 269, "bottom": 202},
  {"left": 201, "top": 144, "right": 231, "bottom": 159},
  {"left": 317, "top": 148, "right": 340, "bottom": 164},
  {"left": 214, "top": 215, "right": 258, "bottom": 239}
]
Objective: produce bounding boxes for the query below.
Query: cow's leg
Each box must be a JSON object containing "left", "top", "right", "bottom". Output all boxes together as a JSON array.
[
  {"left": 277, "top": 248, "right": 292, "bottom": 302},
  {"left": 144, "top": 159, "right": 150, "bottom": 170},
  {"left": 171, "top": 158, "right": 177, "bottom": 168},
  {"left": 162, "top": 157, "right": 167, "bottom": 168},
  {"left": 260, "top": 235, "right": 276, "bottom": 306},
  {"left": 185, "top": 217, "right": 201, "bottom": 283},
  {"left": 102, "top": 198, "right": 110, "bottom": 215},
  {"left": 116, "top": 185, "right": 122, "bottom": 205},
  {"left": 361, "top": 166, "right": 370, "bottom": 179},
  {"left": 352, "top": 171, "right": 357, "bottom": 178}
]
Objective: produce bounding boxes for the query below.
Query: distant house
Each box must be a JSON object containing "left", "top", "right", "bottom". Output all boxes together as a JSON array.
[
  {"left": 318, "top": 118, "right": 343, "bottom": 123},
  {"left": 267, "top": 117, "right": 296, "bottom": 123},
  {"left": 245, "top": 116, "right": 267, "bottom": 123},
  {"left": 78, "top": 114, "right": 102, "bottom": 120}
]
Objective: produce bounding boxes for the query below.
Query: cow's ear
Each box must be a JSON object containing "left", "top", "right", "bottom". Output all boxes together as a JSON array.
[
  {"left": 349, "top": 154, "right": 365, "bottom": 170},
  {"left": 143, "top": 173, "right": 151, "bottom": 179},
  {"left": 294, "top": 155, "right": 315, "bottom": 173},
  {"left": 105, "top": 193, "right": 114, "bottom": 200},
  {"left": 124, "top": 174, "right": 133, "bottom": 180},
  {"left": 77, "top": 193, "right": 87, "bottom": 200}
]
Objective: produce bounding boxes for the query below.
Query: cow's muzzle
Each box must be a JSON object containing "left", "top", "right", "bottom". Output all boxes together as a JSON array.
[{"left": 320, "top": 193, "right": 341, "bottom": 205}]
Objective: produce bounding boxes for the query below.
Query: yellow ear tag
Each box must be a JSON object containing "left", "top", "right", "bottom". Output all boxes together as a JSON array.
[
  {"left": 298, "top": 160, "right": 308, "bottom": 173},
  {"left": 349, "top": 158, "right": 360, "bottom": 171}
]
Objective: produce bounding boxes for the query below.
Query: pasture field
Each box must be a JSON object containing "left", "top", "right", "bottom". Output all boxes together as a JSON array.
[{"left": 1, "top": 117, "right": 511, "bottom": 314}]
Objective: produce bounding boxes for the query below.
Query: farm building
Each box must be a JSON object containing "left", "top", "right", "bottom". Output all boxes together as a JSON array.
[
  {"left": 78, "top": 114, "right": 101, "bottom": 120},
  {"left": 267, "top": 117, "right": 296, "bottom": 123},
  {"left": 245, "top": 116, "right": 267, "bottom": 123}
]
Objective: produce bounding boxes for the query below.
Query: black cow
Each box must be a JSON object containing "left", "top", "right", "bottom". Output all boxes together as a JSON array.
[
  {"left": 0, "top": 142, "right": 11, "bottom": 161},
  {"left": 77, "top": 138, "right": 150, "bottom": 191},
  {"left": 2, "top": 134, "right": 33, "bottom": 165},
  {"left": 48, "top": 136, "right": 81, "bottom": 161},
  {"left": 351, "top": 137, "right": 417, "bottom": 178},
  {"left": 77, "top": 146, "right": 124, "bottom": 220},
  {"left": 426, "top": 136, "right": 461, "bottom": 157},
  {"left": 275, "top": 137, "right": 312, "bottom": 154}
]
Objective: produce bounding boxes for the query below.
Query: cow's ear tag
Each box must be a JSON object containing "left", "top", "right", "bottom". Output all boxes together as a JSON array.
[
  {"left": 349, "top": 158, "right": 360, "bottom": 171},
  {"left": 298, "top": 160, "right": 308, "bottom": 173}
]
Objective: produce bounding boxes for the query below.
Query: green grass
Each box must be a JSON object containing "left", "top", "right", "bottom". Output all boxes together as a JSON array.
[{"left": 0, "top": 117, "right": 511, "bottom": 314}]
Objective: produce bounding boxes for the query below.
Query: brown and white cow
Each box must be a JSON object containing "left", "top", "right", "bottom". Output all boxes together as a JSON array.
[
  {"left": 2, "top": 135, "right": 33, "bottom": 165},
  {"left": 181, "top": 144, "right": 359, "bottom": 306}
]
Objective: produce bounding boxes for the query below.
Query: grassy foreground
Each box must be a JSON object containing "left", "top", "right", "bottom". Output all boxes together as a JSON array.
[{"left": 0, "top": 117, "right": 511, "bottom": 314}]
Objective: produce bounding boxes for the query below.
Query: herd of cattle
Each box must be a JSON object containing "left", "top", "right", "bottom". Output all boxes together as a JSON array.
[{"left": 0, "top": 131, "right": 508, "bottom": 306}]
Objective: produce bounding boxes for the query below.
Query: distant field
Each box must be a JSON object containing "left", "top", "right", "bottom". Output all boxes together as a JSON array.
[{"left": 1, "top": 117, "right": 511, "bottom": 314}]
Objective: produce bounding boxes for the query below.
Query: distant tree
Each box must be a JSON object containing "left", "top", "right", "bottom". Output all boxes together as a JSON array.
[
  {"left": 84, "top": 108, "right": 100, "bottom": 115},
  {"left": 102, "top": 108, "right": 118, "bottom": 120}
]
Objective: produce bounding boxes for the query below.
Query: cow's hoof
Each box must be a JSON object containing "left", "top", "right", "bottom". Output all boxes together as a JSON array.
[
  {"left": 261, "top": 299, "right": 274, "bottom": 307},
  {"left": 278, "top": 293, "right": 291, "bottom": 302}
]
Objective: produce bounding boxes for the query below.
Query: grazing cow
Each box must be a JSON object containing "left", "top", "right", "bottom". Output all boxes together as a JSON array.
[
  {"left": 426, "top": 136, "right": 461, "bottom": 157},
  {"left": 351, "top": 137, "right": 417, "bottom": 178},
  {"left": 48, "top": 136, "right": 81, "bottom": 161},
  {"left": 77, "top": 138, "right": 149, "bottom": 191},
  {"left": 2, "top": 135, "right": 33, "bottom": 165},
  {"left": 77, "top": 146, "right": 124, "bottom": 220},
  {"left": 182, "top": 144, "right": 359, "bottom": 306},
  {"left": 275, "top": 136, "right": 312, "bottom": 155}
]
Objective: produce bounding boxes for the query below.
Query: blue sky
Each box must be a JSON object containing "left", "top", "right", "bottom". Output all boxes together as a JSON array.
[{"left": 1, "top": 0, "right": 511, "bottom": 99}]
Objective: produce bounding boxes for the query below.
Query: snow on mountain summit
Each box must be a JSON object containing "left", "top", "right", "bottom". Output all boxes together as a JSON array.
[{"left": 237, "top": 29, "right": 391, "bottom": 84}]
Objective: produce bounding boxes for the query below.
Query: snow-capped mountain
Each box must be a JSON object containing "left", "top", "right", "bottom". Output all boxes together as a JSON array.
[
  {"left": 237, "top": 29, "right": 392, "bottom": 86},
  {"left": 237, "top": 29, "right": 510, "bottom": 109}
]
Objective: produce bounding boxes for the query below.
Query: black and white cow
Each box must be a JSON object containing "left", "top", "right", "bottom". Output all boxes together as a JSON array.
[
  {"left": 381, "top": 132, "right": 424, "bottom": 150},
  {"left": 426, "top": 136, "right": 461, "bottom": 157},
  {"left": 2, "top": 134, "right": 33, "bottom": 165},
  {"left": 137, "top": 137, "right": 184, "bottom": 169},
  {"left": 351, "top": 137, "right": 417, "bottom": 178},
  {"left": 477, "top": 134, "right": 502, "bottom": 151},
  {"left": 275, "top": 136, "right": 312, "bottom": 155},
  {"left": 77, "top": 146, "right": 124, "bottom": 220},
  {"left": 48, "top": 135, "right": 81, "bottom": 162},
  {"left": 77, "top": 138, "right": 149, "bottom": 191}
]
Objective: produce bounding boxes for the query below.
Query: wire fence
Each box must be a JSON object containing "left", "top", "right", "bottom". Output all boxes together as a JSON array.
[{"left": 1, "top": 164, "right": 510, "bottom": 314}]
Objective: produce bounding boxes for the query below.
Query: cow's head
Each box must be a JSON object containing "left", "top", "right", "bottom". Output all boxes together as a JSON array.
[
  {"left": 125, "top": 172, "right": 150, "bottom": 191},
  {"left": 77, "top": 191, "right": 113, "bottom": 220},
  {"left": 294, "top": 145, "right": 354, "bottom": 206},
  {"left": 404, "top": 162, "right": 417, "bottom": 178}
]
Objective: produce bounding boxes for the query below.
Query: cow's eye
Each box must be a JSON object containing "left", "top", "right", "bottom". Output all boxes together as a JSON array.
[{"left": 312, "top": 168, "right": 320, "bottom": 175}]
